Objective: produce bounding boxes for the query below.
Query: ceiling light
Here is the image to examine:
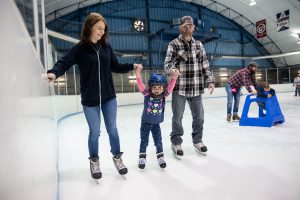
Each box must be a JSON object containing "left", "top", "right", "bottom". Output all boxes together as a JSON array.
[{"left": 249, "top": 0, "right": 256, "bottom": 6}]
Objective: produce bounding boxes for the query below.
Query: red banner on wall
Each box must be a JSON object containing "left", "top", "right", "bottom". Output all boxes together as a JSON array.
[{"left": 256, "top": 19, "right": 267, "bottom": 39}]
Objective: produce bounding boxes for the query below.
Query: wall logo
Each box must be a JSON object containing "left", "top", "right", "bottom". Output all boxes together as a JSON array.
[
  {"left": 256, "top": 19, "right": 266, "bottom": 39},
  {"left": 277, "top": 10, "right": 289, "bottom": 32}
]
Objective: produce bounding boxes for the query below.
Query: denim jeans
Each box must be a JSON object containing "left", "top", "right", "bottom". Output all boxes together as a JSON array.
[
  {"left": 83, "top": 98, "right": 120, "bottom": 157},
  {"left": 139, "top": 121, "right": 163, "bottom": 154},
  {"left": 225, "top": 83, "right": 241, "bottom": 116},
  {"left": 296, "top": 88, "right": 300, "bottom": 96},
  {"left": 170, "top": 92, "right": 204, "bottom": 145},
  {"left": 257, "top": 102, "right": 266, "bottom": 110}
]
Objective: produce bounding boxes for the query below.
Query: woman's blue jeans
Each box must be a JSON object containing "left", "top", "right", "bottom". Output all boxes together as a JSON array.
[
  {"left": 225, "top": 83, "right": 241, "bottom": 116},
  {"left": 83, "top": 98, "right": 120, "bottom": 157}
]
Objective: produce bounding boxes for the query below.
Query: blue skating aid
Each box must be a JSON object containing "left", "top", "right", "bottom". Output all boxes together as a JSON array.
[{"left": 239, "top": 94, "right": 285, "bottom": 127}]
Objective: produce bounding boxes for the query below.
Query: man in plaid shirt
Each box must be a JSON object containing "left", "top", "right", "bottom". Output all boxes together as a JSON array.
[
  {"left": 164, "top": 16, "right": 215, "bottom": 158},
  {"left": 225, "top": 62, "right": 258, "bottom": 122}
]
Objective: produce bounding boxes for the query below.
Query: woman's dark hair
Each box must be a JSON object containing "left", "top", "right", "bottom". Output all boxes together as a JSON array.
[{"left": 79, "top": 13, "right": 108, "bottom": 45}]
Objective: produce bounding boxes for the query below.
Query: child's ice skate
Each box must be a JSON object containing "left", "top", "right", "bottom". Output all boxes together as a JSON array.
[
  {"left": 138, "top": 153, "right": 147, "bottom": 169},
  {"left": 157, "top": 152, "right": 166, "bottom": 168}
]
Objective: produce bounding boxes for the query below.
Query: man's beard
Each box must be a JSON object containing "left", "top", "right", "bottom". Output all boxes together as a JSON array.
[
  {"left": 250, "top": 69, "right": 256, "bottom": 75},
  {"left": 182, "top": 34, "right": 192, "bottom": 42}
]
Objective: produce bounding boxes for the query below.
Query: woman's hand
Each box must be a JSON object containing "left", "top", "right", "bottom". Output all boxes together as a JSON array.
[
  {"left": 134, "top": 64, "right": 142, "bottom": 78},
  {"left": 133, "top": 64, "right": 143, "bottom": 70},
  {"left": 41, "top": 73, "right": 56, "bottom": 82}
]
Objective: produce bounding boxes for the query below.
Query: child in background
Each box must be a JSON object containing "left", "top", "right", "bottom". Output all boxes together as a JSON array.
[
  {"left": 256, "top": 82, "right": 276, "bottom": 110},
  {"left": 135, "top": 68, "right": 179, "bottom": 169}
]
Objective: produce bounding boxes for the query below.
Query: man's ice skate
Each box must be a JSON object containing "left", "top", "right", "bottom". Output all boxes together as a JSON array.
[
  {"left": 157, "top": 152, "right": 166, "bottom": 168},
  {"left": 113, "top": 152, "right": 128, "bottom": 175},
  {"left": 89, "top": 157, "right": 102, "bottom": 182},
  {"left": 171, "top": 144, "right": 184, "bottom": 159},
  {"left": 232, "top": 115, "right": 240, "bottom": 121},
  {"left": 138, "top": 153, "right": 146, "bottom": 169},
  {"left": 193, "top": 142, "right": 208, "bottom": 156},
  {"left": 226, "top": 115, "right": 231, "bottom": 122}
]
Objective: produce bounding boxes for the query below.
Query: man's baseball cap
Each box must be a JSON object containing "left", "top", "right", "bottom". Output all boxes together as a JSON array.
[
  {"left": 180, "top": 16, "right": 194, "bottom": 27},
  {"left": 247, "top": 61, "right": 259, "bottom": 67}
]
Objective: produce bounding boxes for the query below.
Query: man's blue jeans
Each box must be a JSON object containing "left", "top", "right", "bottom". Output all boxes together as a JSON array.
[
  {"left": 83, "top": 98, "right": 120, "bottom": 157},
  {"left": 296, "top": 87, "right": 300, "bottom": 96},
  {"left": 225, "top": 83, "right": 241, "bottom": 116}
]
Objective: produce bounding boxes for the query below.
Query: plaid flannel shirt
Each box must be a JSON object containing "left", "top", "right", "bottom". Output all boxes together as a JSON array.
[
  {"left": 164, "top": 35, "right": 214, "bottom": 97},
  {"left": 228, "top": 67, "right": 256, "bottom": 93}
]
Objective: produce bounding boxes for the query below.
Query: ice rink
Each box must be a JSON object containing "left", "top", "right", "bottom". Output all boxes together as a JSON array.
[
  {"left": 1, "top": 1, "right": 300, "bottom": 199},
  {"left": 57, "top": 93, "right": 300, "bottom": 200}
]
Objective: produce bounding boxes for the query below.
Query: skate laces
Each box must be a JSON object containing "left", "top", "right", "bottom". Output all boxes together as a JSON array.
[
  {"left": 157, "top": 157, "right": 166, "bottom": 165},
  {"left": 194, "top": 142, "right": 205, "bottom": 149},
  {"left": 139, "top": 158, "right": 146, "bottom": 165},
  {"left": 114, "top": 157, "right": 126, "bottom": 170},
  {"left": 90, "top": 160, "right": 101, "bottom": 173},
  {"left": 173, "top": 144, "right": 182, "bottom": 151}
]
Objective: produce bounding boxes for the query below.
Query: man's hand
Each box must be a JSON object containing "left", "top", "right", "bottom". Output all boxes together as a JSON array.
[
  {"left": 251, "top": 90, "right": 257, "bottom": 95},
  {"left": 171, "top": 69, "right": 180, "bottom": 79},
  {"left": 208, "top": 83, "right": 215, "bottom": 94}
]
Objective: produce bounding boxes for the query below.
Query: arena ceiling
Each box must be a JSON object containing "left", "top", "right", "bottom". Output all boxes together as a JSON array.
[{"left": 44, "top": 0, "right": 300, "bottom": 67}]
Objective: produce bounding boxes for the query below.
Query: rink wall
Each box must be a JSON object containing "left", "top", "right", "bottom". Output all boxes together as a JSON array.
[
  {"left": 0, "top": 2, "right": 57, "bottom": 200},
  {"left": 118, "top": 83, "right": 295, "bottom": 106},
  {"left": 52, "top": 83, "right": 294, "bottom": 119}
]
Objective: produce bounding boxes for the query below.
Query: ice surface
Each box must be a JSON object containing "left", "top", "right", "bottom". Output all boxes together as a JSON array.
[{"left": 57, "top": 93, "right": 300, "bottom": 200}]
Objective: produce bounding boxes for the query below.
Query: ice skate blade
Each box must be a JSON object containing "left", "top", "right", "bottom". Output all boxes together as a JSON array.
[
  {"left": 158, "top": 164, "right": 167, "bottom": 169},
  {"left": 195, "top": 149, "right": 207, "bottom": 156},
  {"left": 94, "top": 179, "right": 100, "bottom": 184},
  {"left": 172, "top": 153, "right": 182, "bottom": 160},
  {"left": 117, "top": 168, "right": 128, "bottom": 176}
]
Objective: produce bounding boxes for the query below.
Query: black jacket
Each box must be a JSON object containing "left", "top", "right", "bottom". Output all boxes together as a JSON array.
[{"left": 47, "top": 42, "right": 133, "bottom": 106}]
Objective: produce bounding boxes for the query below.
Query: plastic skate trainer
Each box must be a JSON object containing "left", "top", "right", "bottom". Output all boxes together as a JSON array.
[{"left": 239, "top": 94, "right": 285, "bottom": 127}]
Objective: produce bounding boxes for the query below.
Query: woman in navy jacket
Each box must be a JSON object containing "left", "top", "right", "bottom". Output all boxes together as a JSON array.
[{"left": 46, "top": 13, "right": 142, "bottom": 180}]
